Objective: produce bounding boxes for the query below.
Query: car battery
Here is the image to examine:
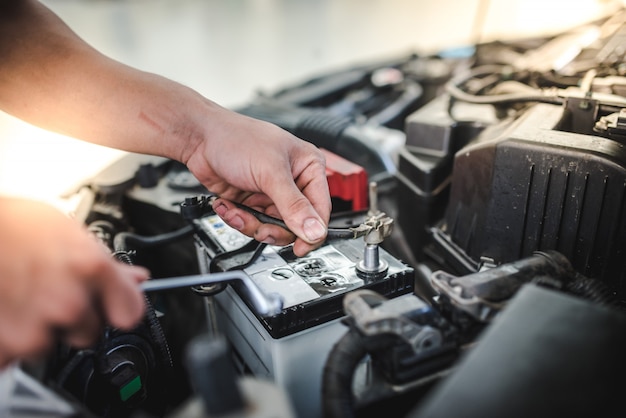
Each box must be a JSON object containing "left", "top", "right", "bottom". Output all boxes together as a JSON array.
[{"left": 191, "top": 213, "right": 414, "bottom": 418}]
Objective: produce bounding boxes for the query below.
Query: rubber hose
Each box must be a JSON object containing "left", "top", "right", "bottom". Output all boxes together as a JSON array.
[
  {"left": 566, "top": 275, "right": 621, "bottom": 309},
  {"left": 113, "top": 224, "right": 194, "bottom": 252},
  {"left": 321, "top": 330, "right": 368, "bottom": 418}
]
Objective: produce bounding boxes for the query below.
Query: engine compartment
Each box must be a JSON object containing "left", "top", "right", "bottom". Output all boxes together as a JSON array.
[{"left": 17, "top": 9, "right": 626, "bottom": 418}]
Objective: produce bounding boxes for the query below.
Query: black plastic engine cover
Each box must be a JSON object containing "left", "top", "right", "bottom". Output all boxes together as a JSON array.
[
  {"left": 408, "top": 284, "right": 626, "bottom": 418},
  {"left": 439, "top": 102, "right": 626, "bottom": 297}
]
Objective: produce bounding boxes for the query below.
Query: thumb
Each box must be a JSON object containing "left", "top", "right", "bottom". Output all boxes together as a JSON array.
[{"left": 270, "top": 181, "right": 330, "bottom": 245}]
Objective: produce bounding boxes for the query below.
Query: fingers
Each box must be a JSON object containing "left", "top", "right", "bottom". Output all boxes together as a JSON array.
[
  {"left": 95, "top": 261, "right": 149, "bottom": 330},
  {"left": 212, "top": 198, "right": 297, "bottom": 246},
  {"left": 268, "top": 182, "right": 330, "bottom": 255},
  {"left": 0, "top": 198, "right": 150, "bottom": 369},
  {"left": 55, "top": 235, "right": 149, "bottom": 333},
  {"left": 212, "top": 193, "right": 330, "bottom": 257},
  {"left": 185, "top": 111, "right": 332, "bottom": 256},
  {"left": 257, "top": 144, "right": 331, "bottom": 256},
  {"left": 209, "top": 141, "right": 331, "bottom": 256},
  {"left": 0, "top": 256, "right": 148, "bottom": 367}
]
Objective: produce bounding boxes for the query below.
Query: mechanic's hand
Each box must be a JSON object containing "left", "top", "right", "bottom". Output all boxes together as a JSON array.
[
  {"left": 0, "top": 198, "right": 149, "bottom": 369},
  {"left": 185, "top": 109, "right": 331, "bottom": 257}
]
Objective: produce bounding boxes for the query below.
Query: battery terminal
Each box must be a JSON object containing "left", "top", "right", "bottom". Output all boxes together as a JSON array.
[{"left": 355, "top": 182, "right": 393, "bottom": 279}]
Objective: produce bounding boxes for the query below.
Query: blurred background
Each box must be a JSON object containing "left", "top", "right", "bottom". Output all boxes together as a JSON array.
[{"left": 1, "top": 0, "right": 624, "bottom": 201}]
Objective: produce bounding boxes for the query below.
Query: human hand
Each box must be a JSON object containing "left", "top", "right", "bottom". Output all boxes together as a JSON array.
[
  {"left": 185, "top": 108, "right": 331, "bottom": 257},
  {"left": 0, "top": 198, "right": 149, "bottom": 369}
]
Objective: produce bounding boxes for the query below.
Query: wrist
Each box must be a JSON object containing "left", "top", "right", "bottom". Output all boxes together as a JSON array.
[{"left": 172, "top": 95, "right": 225, "bottom": 165}]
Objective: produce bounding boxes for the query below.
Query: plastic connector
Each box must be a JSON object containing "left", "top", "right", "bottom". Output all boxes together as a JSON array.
[{"left": 180, "top": 195, "right": 213, "bottom": 221}]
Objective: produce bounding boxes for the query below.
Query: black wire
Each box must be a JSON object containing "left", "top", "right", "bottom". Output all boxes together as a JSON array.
[
  {"left": 446, "top": 82, "right": 564, "bottom": 106},
  {"left": 231, "top": 200, "right": 359, "bottom": 240},
  {"left": 113, "top": 224, "right": 195, "bottom": 253},
  {"left": 444, "top": 64, "right": 565, "bottom": 109}
]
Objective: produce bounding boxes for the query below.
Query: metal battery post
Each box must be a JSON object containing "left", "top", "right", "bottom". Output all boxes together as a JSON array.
[{"left": 355, "top": 182, "right": 394, "bottom": 280}]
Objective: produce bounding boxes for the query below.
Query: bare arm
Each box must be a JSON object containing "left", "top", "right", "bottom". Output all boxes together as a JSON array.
[
  {"left": 0, "top": 0, "right": 331, "bottom": 254},
  {"left": 0, "top": 0, "right": 222, "bottom": 162}
]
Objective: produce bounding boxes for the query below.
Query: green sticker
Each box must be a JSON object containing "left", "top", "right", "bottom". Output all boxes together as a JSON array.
[{"left": 120, "top": 375, "right": 142, "bottom": 402}]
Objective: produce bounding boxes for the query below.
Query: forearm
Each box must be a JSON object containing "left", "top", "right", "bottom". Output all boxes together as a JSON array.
[
  {"left": 0, "top": 0, "right": 211, "bottom": 163},
  {"left": 0, "top": 1, "right": 331, "bottom": 256}
]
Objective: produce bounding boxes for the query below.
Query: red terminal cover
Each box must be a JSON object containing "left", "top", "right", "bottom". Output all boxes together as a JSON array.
[{"left": 321, "top": 148, "right": 368, "bottom": 211}]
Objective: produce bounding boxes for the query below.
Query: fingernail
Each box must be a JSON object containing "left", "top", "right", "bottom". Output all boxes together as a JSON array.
[
  {"left": 229, "top": 215, "right": 244, "bottom": 230},
  {"left": 303, "top": 218, "right": 326, "bottom": 242},
  {"left": 261, "top": 236, "right": 276, "bottom": 245},
  {"left": 213, "top": 202, "right": 227, "bottom": 216},
  {"left": 212, "top": 202, "right": 244, "bottom": 230}
]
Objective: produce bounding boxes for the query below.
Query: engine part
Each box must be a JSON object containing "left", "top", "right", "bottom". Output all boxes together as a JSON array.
[
  {"left": 184, "top": 335, "right": 245, "bottom": 415},
  {"left": 394, "top": 94, "right": 496, "bottom": 259},
  {"left": 435, "top": 101, "right": 626, "bottom": 298},
  {"left": 48, "top": 316, "right": 172, "bottom": 418},
  {"left": 0, "top": 364, "right": 94, "bottom": 418},
  {"left": 322, "top": 290, "right": 459, "bottom": 418},
  {"left": 169, "top": 335, "right": 294, "bottom": 418},
  {"left": 408, "top": 284, "right": 626, "bottom": 418},
  {"left": 429, "top": 251, "right": 577, "bottom": 322}
]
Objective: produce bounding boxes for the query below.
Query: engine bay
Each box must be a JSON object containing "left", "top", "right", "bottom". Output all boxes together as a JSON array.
[{"left": 13, "top": 9, "right": 626, "bottom": 418}]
